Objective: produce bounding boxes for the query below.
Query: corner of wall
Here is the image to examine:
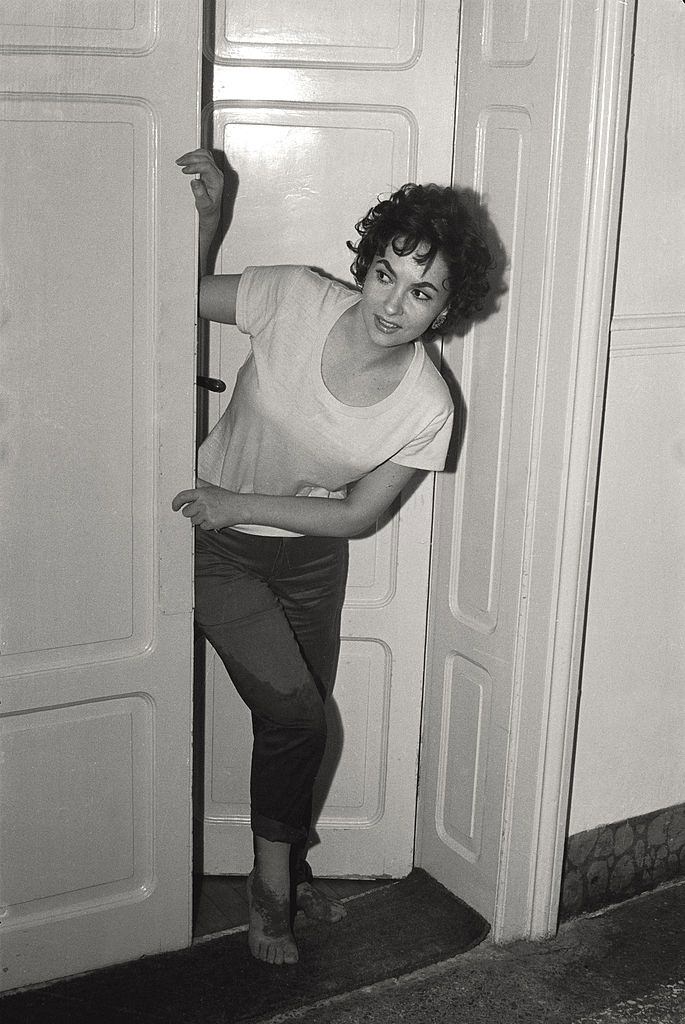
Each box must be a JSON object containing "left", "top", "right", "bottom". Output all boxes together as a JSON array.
[{"left": 560, "top": 802, "right": 685, "bottom": 920}]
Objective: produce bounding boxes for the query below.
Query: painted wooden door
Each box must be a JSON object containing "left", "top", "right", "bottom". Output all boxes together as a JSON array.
[
  {"left": 417, "top": 0, "right": 635, "bottom": 935},
  {"left": 0, "top": 1, "right": 201, "bottom": 991},
  {"left": 199, "top": 0, "right": 461, "bottom": 878}
]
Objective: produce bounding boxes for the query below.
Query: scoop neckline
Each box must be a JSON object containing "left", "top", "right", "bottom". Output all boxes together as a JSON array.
[{"left": 313, "top": 296, "right": 423, "bottom": 419}]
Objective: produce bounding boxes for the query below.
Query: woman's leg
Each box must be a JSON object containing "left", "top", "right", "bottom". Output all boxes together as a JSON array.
[
  {"left": 271, "top": 535, "right": 349, "bottom": 922},
  {"left": 195, "top": 529, "right": 330, "bottom": 963}
]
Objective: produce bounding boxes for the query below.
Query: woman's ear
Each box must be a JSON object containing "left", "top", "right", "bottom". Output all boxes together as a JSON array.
[{"left": 430, "top": 307, "right": 449, "bottom": 331}]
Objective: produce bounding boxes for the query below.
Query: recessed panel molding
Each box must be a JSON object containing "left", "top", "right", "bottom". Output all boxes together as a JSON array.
[
  {"left": 435, "top": 653, "right": 492, "bottom": 861},
  {"left": 482, "top": 0, "right": 538, "bottom": 66},
  {"left": 207, "top": 638, "right": 392, "bottom": 829},
  {"left": 209, "top": 0, "right": 422, "bottom": 69},
  {"left": 0, "top": 694, "right": 154, "bottom": 926},
  {"left": 450, "top": 107, "right": 531, "bottom": 633},
  {"left": 0, "top": 95, "right": 155, "bottom": 675},
  {"left": 0, "top": 0, "right": 157, "bottom": 54}
]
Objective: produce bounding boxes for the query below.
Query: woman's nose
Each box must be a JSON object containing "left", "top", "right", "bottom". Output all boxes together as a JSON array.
[{"left": 384, "top": 287, "right": 403, "bottom": 316}]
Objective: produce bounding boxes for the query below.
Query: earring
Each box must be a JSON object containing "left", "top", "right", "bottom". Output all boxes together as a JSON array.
[{"left": 431, "top": 309, "right": 448, "bottom": 331}]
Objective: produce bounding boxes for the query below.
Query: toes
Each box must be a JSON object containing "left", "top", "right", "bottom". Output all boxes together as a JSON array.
[
  {"left": 249, "top": 937, "right": 298, "bottom": 966},
  {"left": 284, "top": 941, "right": 299, "bottom": 965},
  {"left": 296, "top": 882, "right": 347, "bottom": 923}
]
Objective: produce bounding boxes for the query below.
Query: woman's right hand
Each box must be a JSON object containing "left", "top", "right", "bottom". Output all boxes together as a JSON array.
[{"left": 176, "top": 148, "right": 224, "bottom": 222}]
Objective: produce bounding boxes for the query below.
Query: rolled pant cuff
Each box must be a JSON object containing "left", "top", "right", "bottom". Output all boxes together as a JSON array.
[{"left": 252, "top": 812, "right": 306, "bottom": 846}]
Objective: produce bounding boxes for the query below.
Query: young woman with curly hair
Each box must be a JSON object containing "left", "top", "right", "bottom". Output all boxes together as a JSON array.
[{"left": 172, "top": 148, "right": 493, "bottom": 966}]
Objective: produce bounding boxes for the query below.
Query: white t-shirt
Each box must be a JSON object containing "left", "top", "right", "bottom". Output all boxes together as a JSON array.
[{"left": 198, "top": 265, "right": 454, "bottom": 534}]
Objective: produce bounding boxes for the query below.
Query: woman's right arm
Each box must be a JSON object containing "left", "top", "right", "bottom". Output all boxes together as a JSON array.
[
  {"left": 198, "top": 274, "right": 241, "bottom": 324},
  {"left": 176, "top": 147, "right": 241, "bottom": 324}
]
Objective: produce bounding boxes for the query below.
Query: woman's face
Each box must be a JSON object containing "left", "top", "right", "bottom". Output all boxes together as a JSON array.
[{"left": 359, "top": 240, "right": 451, "bottom": 350}]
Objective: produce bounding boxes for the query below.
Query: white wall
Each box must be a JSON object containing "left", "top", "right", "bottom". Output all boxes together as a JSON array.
[{"left": 568, "top": 0, "right": 685, "bottom": 834}]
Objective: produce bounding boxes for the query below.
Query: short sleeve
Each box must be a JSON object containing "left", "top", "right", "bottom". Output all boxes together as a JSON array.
[
  {"left": 235, "top": 265, "right": 305, "bottom": 338},
  {"left": 390, "top": 407, "right": 454, "bottom": 471}
]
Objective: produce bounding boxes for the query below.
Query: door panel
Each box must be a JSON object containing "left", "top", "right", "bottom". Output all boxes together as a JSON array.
[
  {"left": 0, "top": 1, "right": 201, "bottom": 991},
  {"left": 211, "top": 0, "right": 420, "bottom": 66},
  {"left": 200, "top": 0, "right": 460, "bottom": 878},
  {"left": 2, "top": 100, "right": 151, "bottom": 667}
]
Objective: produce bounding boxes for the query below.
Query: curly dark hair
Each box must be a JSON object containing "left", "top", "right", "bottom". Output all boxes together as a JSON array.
[{"left": 348, "top": 183, "right": 493, "bottom": 329}]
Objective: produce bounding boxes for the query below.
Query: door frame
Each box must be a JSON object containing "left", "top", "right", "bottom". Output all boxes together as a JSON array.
[
  {"left": 194, "top": 0, "right": 634, "bottom": 944},
  {"left": 442, "top": 0, "right": 636, "bottom": 943}
]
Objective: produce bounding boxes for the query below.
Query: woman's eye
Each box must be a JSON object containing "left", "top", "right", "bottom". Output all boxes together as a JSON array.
[
  {"left": 376, "top": 268, "right": 390, "bottom": 282},
  {"left": 412, "top": 290, "right": 431, "bottom": 302}
]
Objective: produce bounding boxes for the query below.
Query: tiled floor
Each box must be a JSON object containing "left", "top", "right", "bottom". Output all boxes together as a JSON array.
[{"left": 193, "top": 874, "right": 389, "bottom": 939}]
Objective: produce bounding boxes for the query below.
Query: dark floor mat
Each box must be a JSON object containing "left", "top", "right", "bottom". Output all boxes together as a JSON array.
[{"left": 0, "top": 870, "right": 489, "bottom": 1024}]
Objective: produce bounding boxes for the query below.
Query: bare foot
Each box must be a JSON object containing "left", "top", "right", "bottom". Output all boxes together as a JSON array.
[
  {"left": 246, "top": 869, "right": 299, "bottom": 965},
  {"left": 296, "top": 881, "right": 347, "bottom": 923}
]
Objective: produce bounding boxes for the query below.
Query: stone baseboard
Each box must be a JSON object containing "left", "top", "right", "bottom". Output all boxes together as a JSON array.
[{"left": 560, "top": 802, "right": 685, "bottom": 920}]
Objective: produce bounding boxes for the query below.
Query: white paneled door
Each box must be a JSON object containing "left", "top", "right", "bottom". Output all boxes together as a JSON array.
[
  {"left": 417, "top": 0, "right": 635, "bottom": 936},
  {"left": 0, "top": 2, "right": 201, "bottom": 991},
  {"left": 200, "top": 0, "right": 462, "bottom": 878}
]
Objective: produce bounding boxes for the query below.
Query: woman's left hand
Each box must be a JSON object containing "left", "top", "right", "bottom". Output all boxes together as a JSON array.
[
  {"left": 176, "top": 148, "right": 224, "bottom": 223},
  {"left": 172, "top": 479, "right": 242, "bottom": 530}
]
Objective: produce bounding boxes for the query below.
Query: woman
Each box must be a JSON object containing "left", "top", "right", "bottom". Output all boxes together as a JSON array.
[{"left": 173, "top": 148, "right": 492, "bottom": 965}]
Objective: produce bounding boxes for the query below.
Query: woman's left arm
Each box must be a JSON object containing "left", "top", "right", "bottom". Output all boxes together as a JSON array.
[{"left": 171, "top": 461, "right": 420, "bottom": 537}]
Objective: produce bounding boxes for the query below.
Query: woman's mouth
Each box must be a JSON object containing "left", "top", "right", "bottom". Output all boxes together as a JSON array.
[{"left": 374, "top": 315, "right": 401, "bottom": 333}]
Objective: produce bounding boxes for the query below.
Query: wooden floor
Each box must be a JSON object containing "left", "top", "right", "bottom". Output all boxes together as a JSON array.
[{"left": 193, "top": 875, "right": 390, "bottom": 940}]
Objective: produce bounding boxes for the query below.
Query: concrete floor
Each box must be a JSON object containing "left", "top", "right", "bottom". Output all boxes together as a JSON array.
[{"left": 265, "top": 880, "right": 685, "bottom": 1024}]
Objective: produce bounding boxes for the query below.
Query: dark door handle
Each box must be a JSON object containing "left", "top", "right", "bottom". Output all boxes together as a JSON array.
[{"left": 196, "top": 376, "right": 226, "bottom": 393}]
